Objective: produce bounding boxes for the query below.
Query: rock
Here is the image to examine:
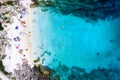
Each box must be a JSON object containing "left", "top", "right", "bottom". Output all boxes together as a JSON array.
[
  {"left": 14, "top": 60, "right": 53, "bottom": 80},
  {"left": 32, "top": 0, "right": 120, "bottom": 21},
  {"left": 34, "top": 57, "right": 40, "bottom": 63},
  {"left": 71, "top": 66, "right": 86, "bottom": 75},
  {"left": 50, "top": 75, "right": 60, "bottom": 80},
  {"left": 48, "top": 63, "right": 120, "bottom": 80}
]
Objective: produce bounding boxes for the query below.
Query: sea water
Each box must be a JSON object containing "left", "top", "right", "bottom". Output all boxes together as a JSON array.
[{"left": 32, "top": 7, "right": 120, "bottom": 72}]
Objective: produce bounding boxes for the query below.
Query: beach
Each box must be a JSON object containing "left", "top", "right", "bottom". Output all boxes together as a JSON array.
[
  {"left": 0, "top": 1, "right": 53, "bottom": 79},
  {"left": 1, "top": 0, "right": 36, "bottom": 73},
  {"left": 0, "top": 0, "right": 120, "bottom": 80}
]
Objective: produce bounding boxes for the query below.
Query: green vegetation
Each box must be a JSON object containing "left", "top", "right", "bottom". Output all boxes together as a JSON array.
[
  {"left": 0, "top": 60, "right": 10, "bottom": 75},
  {"left": 34, "top": 57, "right": 40, "bottom": 63},
  {"left": 2, "top": 55, "right": 6, "bottom": 59},
  {"left": 5, "top": 1, "right": 14, "bottom": 5},
  {"left": 0, "top": 22, "right": 4, "bottom": 30},
  {"left": 2, "top": 17, "right": 8, "bottom": 20},
  {"left": 2, "top": 1, "right": 16, "bottom": 6}
]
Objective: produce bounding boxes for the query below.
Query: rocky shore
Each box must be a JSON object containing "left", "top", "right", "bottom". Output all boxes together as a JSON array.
[{"left": 14, "top": 59, "right": 51, "bottom": 80}]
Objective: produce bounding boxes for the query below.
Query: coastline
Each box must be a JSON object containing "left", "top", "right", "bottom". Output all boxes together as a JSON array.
[
  {"left": 29, "top": 7, "right": 54, "bottom": 66},
  {"left": 0, "top": 0, "right": 120, "bottom": 80},
  {"left": 0, "top": 1, "right": 54, "bottom": 79}
]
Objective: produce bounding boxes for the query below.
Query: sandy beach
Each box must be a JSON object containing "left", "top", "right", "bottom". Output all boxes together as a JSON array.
[{"left": 1, "top": 0, "right": 36, "bottom": 73}]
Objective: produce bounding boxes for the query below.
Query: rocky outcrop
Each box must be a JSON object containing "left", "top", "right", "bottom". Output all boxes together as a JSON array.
[{"left": 14, "top": 60, "right": 55, "bottom": 80}]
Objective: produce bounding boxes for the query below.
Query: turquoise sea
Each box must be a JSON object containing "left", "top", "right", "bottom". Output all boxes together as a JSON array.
[{"left": 31, "top": 5, "right": 120, "bottom": 79}]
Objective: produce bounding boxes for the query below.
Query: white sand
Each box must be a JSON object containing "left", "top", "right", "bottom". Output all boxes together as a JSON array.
[
  {"left": 0, "top": 72, "right": 9, "bottom": 80},
  {"left": 2, "top": 0, "right": 36, "bottom": 73}
]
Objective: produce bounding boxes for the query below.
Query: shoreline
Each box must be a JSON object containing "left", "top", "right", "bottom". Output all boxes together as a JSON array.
[{"left": 1, "top": 0, "right": 120, "bottom": 80}]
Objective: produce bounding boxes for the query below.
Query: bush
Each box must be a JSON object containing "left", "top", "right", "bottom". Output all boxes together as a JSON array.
[{"left": 0, "top": 22, "right": 4, "bottom": 31}]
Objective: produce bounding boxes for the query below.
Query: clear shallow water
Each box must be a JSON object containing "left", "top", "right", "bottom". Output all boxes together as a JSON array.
[{"left": 33, "top": 7, "right": 120, "bottom": 72}]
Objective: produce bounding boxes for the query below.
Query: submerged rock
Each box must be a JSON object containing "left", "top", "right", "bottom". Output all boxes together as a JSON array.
[
  {"left": 31, "top": 0, "right": 120, "bottom": 21},
  {"left": 49, "top": 63, "right": 120, "bottom": 80}
]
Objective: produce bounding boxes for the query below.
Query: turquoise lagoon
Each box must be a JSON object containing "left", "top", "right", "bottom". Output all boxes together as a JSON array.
[{"left": 31, "top": 7, "right": 120, "bottom": 72}]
